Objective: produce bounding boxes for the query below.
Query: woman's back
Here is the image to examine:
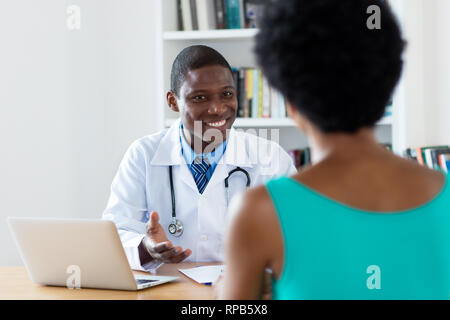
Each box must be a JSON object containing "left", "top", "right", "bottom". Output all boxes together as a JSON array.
[{"left": 267, "top": 157, "right": 450, "bottom": 300}]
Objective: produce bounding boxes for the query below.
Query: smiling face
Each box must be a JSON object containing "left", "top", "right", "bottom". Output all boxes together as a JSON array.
[{"left": 167, "top": 64, "right": 238, "bottom": 152}]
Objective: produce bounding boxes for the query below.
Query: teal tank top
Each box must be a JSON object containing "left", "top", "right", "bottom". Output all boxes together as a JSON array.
[{"left": 266, "top": 175, "right": 450, "bottom": 300}]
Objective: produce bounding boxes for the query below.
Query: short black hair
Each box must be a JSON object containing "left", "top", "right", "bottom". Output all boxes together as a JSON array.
[
  {"left": 170, "top": 45, "right": 233, "bottom": 96},
  {"left": 254, "top": 0, "right": 406, "bottom": 133}
]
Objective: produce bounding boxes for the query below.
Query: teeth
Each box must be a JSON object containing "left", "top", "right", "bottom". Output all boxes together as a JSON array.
[{"left": 206, "top": 120, "right": 226, "bottom": 127}]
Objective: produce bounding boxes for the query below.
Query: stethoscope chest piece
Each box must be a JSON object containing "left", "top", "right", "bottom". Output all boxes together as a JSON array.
[{"left": 168, "top": 217, "right": 183, "bottom": 237}]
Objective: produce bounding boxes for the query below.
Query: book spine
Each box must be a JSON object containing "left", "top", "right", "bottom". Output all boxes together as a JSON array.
[
  {"left": 238, "top": 68, "right": 246, "bottom": 118},
  {"left": 181, "top": 0, "right": 193, "bottom": 31},
  {"left": 222, "top": 0, "right": 229, "bottom": 29},
  {"left": 214, "top": 0, "right": 225, "bottom": 29},
  {"left": 177, "top": 0, "right": 184, "bottom": 31},
  {"left": 225, "top": 0, "right": 241, "bottom": 29},
  {"left": 279, "top": 94, "right": 286, "bottom": 117},
  {"left": 190, "top": 0, "right": 199, "bottom": 30},
  {"left": 424, "top": 149, "right": 434, "bottom": 169},
  {"left": 430, "top": 149, "right": 444, "bottom": 171},
  {"left": 239, "top": 0, "right": 246, "bottom": 29},
  {"left": 416, "top": 147, "right": 425, "bottom": 166},
  {"left": 252, "top": 69, "right": 259, "bottom": 118},
  {"left": 438, "top": 154, "right": 446, "bottom": 171},
  {"left": 246, "top": 69, "right": 254, "bottom": 118},
  {"left": 444, "top": 155, "right": 450, "bottom": 173},
  {"left": 269, "top": 87, "right": 277, "bottom": 118},
  {"left": 197, "top": 0, "right": 216, "bottom": 30},
  {"left": 257, "top": 71, "right": 263, "bottom": 118},
  {"left": 196, "top": 0, "right": 207, "bottom": 30}
]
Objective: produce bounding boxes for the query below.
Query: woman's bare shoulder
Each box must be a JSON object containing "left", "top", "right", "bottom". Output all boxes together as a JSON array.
[{"left": 289, "top": 155, "right": 446, "bottom": 212}]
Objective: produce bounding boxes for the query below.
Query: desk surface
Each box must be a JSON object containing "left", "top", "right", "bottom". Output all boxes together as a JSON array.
[{"left": 0, "top": 263, "right": 217, "bottom": 300}]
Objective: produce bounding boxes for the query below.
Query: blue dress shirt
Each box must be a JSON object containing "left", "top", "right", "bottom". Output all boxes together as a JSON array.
[{"left": 179, "top": 122, "right": 227, "bottom": 182}]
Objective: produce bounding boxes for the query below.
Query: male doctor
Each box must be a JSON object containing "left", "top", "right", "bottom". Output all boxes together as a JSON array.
[{"left": 103, "top": 45, "right": 296, "bottom": 271}]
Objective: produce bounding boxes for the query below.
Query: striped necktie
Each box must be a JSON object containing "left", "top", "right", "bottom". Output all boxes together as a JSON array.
[{"left": 191, "top": 156, "right": 211, "bottom": 194}]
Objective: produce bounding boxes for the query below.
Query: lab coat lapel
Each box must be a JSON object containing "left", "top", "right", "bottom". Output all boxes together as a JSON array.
[{"left": 150, "top": 118, "right": 198, "bottom": 192}]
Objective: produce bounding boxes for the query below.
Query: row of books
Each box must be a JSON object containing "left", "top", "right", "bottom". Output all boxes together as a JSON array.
[
  {"left": 288, "top": 148, "right": 311, "bottom": 170},
  {"left": 231, "top": 67, "right": 287, "bottom": 119},
  {"left": 289, "top": 144, "right": 393, "bottom": 170},
  {"left": 176, "top": 0, "right": 270, "bottom": 31},
  {"left": 405, "top": 145, "right": 450, "bottom": 173}
]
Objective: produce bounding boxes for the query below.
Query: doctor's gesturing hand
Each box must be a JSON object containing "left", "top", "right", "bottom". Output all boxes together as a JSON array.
[{"left": 141, "top": 211, "right": 192, "bottom": 263}]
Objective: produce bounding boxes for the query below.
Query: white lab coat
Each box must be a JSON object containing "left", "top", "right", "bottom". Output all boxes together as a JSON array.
[{"left": 103, "top": 118, "right": 297, "bottom": 271}]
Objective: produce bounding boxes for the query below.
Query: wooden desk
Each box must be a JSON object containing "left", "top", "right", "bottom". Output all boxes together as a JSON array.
[{"left": 0, "top": 263, "right": 218, "bottom": 300}]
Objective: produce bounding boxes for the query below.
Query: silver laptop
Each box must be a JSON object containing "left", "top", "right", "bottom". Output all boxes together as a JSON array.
[{"left": 7, "top": 217, "right": 178, "bottom": 291}]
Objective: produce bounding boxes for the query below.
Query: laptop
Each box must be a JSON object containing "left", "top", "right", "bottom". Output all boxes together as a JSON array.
[{"left": 7, "top": 217, "right": 179, "bottom": 291}]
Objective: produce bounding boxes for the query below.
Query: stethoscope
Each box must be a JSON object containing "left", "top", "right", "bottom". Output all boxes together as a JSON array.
[{"left": 167, "top": 165, "right": 251, "bottom": 237}]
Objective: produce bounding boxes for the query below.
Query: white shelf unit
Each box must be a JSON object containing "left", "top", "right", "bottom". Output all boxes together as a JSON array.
[
  {"left": 165, "top": 116, "right": 392, "bottom": 129},
  {"left": 156, "top": 0, "right": 398, "bottom": 153}
]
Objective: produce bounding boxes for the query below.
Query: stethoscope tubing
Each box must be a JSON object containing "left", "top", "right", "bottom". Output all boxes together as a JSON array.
[{"left": 167, "top": 165, "right": 251, "bottom": 237}]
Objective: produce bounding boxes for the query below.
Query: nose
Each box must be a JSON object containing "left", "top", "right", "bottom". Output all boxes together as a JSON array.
[{"left": 208, "top": 99, "right": 227, "bottom": 116}]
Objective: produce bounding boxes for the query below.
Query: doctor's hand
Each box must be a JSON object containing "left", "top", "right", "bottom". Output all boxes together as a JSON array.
[{"left": 142, "top": 211, "right": 192, "bottom": 263}]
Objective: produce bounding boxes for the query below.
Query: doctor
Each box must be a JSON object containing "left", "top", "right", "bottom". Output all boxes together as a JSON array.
[{"left": 103, "top": 45, "right": 296, "bottom": 271}]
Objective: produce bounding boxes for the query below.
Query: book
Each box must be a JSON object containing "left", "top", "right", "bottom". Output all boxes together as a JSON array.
[
  {"left": 257, "top": 70, "right": 263, "bottom": 117},
  {"left": 424, "top": 149, "right": 434, "bottom": 169},
  {"left": 225, "top": 0, "right": 241, "bottom": 29},
  {"left": 432, "top": 148, "right": 450, "bottom": 171},
  {"left": 439, "top": 154, "right": 450, "bottom": 173},
  {"left": 231, "top": 67, "right": 240, "bottom": 115},
  {"left": 404, "top": 148, "right": 418, "bottom": 162},
  {"left": 245, "top": 68, "right": 254, "bottom": 118},
  {"left": 252, "top": 69, "right": 260, "bottom": 118},
  {"left": 244, "top": 0, "right": 271, "bottom": 28},
  {"left": 197, "top": 0, "right": 216, "bottom": 30},
  {"left": 270, "top": 87, "right": 279, "bottom": 118},
  {"left": 177, "top": 0, "right": 184, "bottom": 31},
  {"left": 279, "top": 94, "right": 286, "bottom": 117},
  {"left": 288, "top": 149, "right": 304, "bottom": 169},
  {"left": 190, "top": 0, "right": 199, "bottom": 30},
  {"left": 416, "top": 146, "right": 449, "bottom": 167},
  {"left": 214, "top": 0, "right": 225, "bottom": 29},
  {"left": 181, "top": 0, "right": 193, "bottom": 31},
  {"left": 238, "top": 68, "right": 247, "bottom": 118},
  {"left": 262, "top": 77, "right": 270, "bottom": 118},
  {"left": 230, "top": 67, "right": 289, "bottom": 119},
  {"left": 424, "top": 146, "right": 450, "bottom": 169},
  {"left": 303, "top": 147, "right": 311, "bottom": 167},
  {"left": 239, "top": 0, "right": 246, "bottom": 29}
]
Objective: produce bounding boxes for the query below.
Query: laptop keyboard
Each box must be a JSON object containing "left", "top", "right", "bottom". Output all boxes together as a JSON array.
[{"left": 136, "top": 279, "right": 158, "bottom": 285}]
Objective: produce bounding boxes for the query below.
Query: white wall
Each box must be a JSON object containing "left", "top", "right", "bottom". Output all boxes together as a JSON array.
[
  {"left": 423, "top": 0, "right": 450, "bottom": 146},
  {"left": 0, "top": 0, "right": 160, "bottom": 266},
  {"left": 395, "top": 0, "right": 450, "bottom": 150}
]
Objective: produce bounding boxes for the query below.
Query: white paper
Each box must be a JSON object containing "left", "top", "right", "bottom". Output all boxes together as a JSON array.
[{"left": 178, "top": 265, "right": 225, "bottom": 284}]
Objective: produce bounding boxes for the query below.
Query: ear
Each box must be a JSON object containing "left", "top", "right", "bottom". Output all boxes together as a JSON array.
[{"left": 166, "top": 91, "right": 180, "bottom": 112}]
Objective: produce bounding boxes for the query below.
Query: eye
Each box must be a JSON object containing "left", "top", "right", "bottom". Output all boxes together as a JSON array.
[
  {"left": 223, "top": 91, "right": 233, "bottom": 97},
  {"left": 192, "top": 95, "right": 206, "bottom": 102}
]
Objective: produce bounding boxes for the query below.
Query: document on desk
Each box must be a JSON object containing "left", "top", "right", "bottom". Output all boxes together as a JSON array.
[{"left": 178, "top": 265, "right": 225, "bottom": 285}]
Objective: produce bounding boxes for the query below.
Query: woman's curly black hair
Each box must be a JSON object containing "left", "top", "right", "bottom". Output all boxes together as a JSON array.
[{"left": 254, "top": 0, "right": 406, "bottom": 133}]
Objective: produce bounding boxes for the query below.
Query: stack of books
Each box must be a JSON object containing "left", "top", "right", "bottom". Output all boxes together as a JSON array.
[
  {"left": 288, "top": 148, "right": 311, "bottom": 171},
  {"left": 177, "top": 0, "right": 270, "bottom": 31},
  {"left": 404, "top": 145, "right": 450, "bottom": 173},
  {"left": 232, "top": 67, "right": 287, "bottom": 119}
]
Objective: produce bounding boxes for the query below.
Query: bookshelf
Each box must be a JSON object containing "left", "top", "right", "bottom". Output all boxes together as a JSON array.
[
  {"left": 156, "top": 0, "right": 398, "bottom": 154},
  {"left": 163, "top": 28, "right": 258, "bottom": 41}
]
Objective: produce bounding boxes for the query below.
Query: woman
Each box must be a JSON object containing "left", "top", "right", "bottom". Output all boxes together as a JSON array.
[{"left": 218, "top": 0, "right": 450, "bottom": 299}]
